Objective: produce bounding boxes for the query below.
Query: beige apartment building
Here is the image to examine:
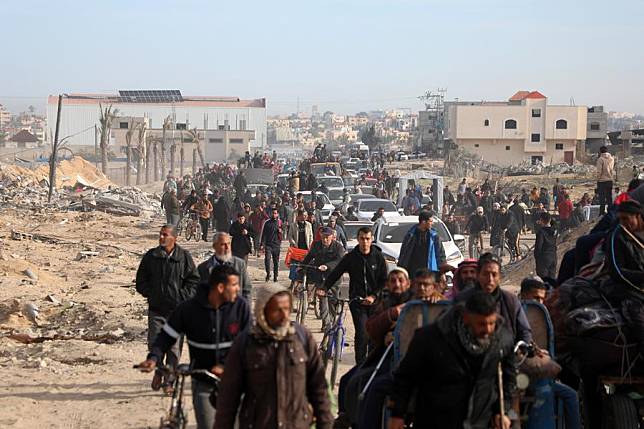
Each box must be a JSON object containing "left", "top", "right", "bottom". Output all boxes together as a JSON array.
[{"left": 445, "top": 91, "right": 587, "bottom": 166}]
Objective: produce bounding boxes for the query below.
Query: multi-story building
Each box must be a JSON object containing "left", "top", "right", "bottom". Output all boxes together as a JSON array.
[
  {"left": 0, "top": 104, "right": 11, "bottom": 129},
  {"left": 47, "top": 90, "right": 267, "bottom": 152},
  {"left": 444, "top": 91, "right": 587, "bottom": 166},
  {"left": 585, "top": 105, "right": 608, "bottom": 153}
]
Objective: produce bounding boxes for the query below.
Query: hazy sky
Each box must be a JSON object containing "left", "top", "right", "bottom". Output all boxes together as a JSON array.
[{"left": 1, "top": 0, "right": 642, "bottom": 115}]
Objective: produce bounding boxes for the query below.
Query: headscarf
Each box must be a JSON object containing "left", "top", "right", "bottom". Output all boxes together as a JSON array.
[{"left": 252, "top": 283, "right": 294, "bottom": 341}]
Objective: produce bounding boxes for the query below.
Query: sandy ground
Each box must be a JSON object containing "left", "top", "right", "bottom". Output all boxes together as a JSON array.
[{"left": 0, "top": 206, "right": 355, "bottom": 429}]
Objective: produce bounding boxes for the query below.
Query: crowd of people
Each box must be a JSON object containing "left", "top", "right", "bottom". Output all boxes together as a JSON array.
[{"left": 133, "top": 144, "right": 641, "bottom": 429}]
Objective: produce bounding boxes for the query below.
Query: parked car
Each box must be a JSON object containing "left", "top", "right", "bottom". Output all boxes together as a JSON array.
[
  {"left": 342, "top": 221, "right": 374, "bottom": 252},
  {"left": 355, "top": 198, "right": 400, "bottom": 221},
  {"left": 372, "top": 215, "right": 465, "bottom": 269}
]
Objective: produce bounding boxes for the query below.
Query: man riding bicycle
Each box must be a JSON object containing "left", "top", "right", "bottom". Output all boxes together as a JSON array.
[
  {"left": 465, "top": 206, "right": 489, "bottom": 258},
  {"left": 299, "top": 226, "right": 346, "bottom": 330},
  {"left": 136, "top": 265, "right": 251, "bottom": 429},
  {"left": 495, "top": 205, "right": 520, "bottom": 258}
]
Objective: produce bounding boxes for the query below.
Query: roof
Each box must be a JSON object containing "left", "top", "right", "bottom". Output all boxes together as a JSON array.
[
  {"left": 48, "top": 93, "right": 266, "bottom": 108},
  {"left": 509, "top": 90, "right": 546, "bottom": 101},
  {"left": 9, "top": 129, "right": 38, "bottom": 143}
]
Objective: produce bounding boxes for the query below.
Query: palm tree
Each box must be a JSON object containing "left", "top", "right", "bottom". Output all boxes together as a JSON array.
[
  {"left": 162, "top": 115, "right": 172, "bottom": 178},
  {"left": 124, "top": 119, "right": 136, "bottom": 186},
  {"left": 179, "top": 130, "right": 185, "bottom": 178},
  {"left": 153, "top": 138, "right": 159, "bottom": 182},
  {"left": 187, "top": 128, "right": 206, "bottom": 167},
  {"left": 98, "top": 104, "right": 119, "bottom": 174}
]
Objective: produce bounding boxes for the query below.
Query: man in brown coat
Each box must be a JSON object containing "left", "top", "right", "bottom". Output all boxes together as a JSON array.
[{"left": 214, "top": 283, "right": 332, "bottom": 429}]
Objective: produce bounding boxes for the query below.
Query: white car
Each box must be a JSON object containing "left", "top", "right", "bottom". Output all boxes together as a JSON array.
[
  {"left": 327, "top": 188, "right": 346, "bottom": 207},
  {"left": 298, "top": 191, "right": 335, "bottom": 221},
  {"left": 372, "top": 215, "right": 465, "bottom": 269},
  {"left": 342, "top": 221, "right": 374, "bottom": 252},
  {"left": 355, "top": 198, "right": 400, "bottom": 221},
  {"left": 246, "top": 183, "right": 270, "bottom": 195},
  {"left": 316, "top": 176, "right": 345, "bottom": 189}
]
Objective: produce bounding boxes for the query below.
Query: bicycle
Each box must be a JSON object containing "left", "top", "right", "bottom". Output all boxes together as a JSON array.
[
  {"left": 134, "top": 363, "right": 219, "bottom": 429},
  {"left": 291, "top": 263, "right": 319, "bottom": 325},
  {"left": 493, "top": 231, "right": 531, "bottom": 266},
  {"left": 184, "top": 213, "right": 201, "bottom": 241},
  {"left": 468, "top": 231, "right": 484, "bottom": 259},
  {"left": 319, "top": 293, "right": 364, "bottom": 386}
]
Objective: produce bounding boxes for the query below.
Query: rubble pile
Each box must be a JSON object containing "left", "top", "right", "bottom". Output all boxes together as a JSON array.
[{"left": 0, "top": 157, "right": 162, "bottom": 217}]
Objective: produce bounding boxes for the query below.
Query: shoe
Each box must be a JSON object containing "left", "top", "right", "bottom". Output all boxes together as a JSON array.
[
  {"left": 162, "top": 383, "right": 174, "bottom": 396},
  {"left": 265, "top": 274, "right": 270, "bottom": 282},
  {"left": 151, "top": 372, "right": 163, "bottom": 391},
  {"left": 273, "top": 274, "right": 278, "bottom": 282}
]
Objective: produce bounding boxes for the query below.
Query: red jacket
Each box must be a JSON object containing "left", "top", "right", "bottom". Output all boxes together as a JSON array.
[{"left": 558, "top": 199, "right": 573, "bottom": 220}]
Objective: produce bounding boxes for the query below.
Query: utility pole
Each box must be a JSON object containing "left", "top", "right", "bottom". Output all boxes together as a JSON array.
[{"left": 48, "top": 95, "right": 63, "bottom": 202}]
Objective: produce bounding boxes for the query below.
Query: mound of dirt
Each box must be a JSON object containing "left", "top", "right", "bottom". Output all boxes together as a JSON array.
[{"left": 0, "top": 156, "right": 113, "bottom": 189}]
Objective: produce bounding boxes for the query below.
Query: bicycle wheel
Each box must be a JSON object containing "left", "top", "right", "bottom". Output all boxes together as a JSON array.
[
  {"left": 330, "top": 327, "right": 344, "bottom": 386},
  {"left": 296, "top": 287, "right": 307, "bottom": 325},
  {"left": 319, "top": 331, "right": 330, "bottom": 368},
  {"left": 518, "top": 242, "right": 531, "bottom": 259},
  {"left": 195, "top": 222, "right": 202, "bottom": 241},
  {"left": 186, "top": 223, "right": 195, "bottom": 241}
]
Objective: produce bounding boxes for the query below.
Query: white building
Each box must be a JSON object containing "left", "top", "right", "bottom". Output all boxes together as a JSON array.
[
  {"left": 46, "top": 90, "right": 267, "bottom": 150},
  {"left": 445, "top": 91, "right": 587, "bottom": 166}
]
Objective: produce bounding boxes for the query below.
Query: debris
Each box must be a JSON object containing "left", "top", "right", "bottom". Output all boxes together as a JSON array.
[
  {"left": 99, "top": 266, "right": 115, "bottom": 273},
  {"left": 75, "top": 251, "right": 100, "bottom": 260},
  {"left": 22, "top": 303, "right": 39, "bottom": 324},
  {"left": 23, "top": 268, "right": 38, "bottom": 281},
  {"left": 11, "top": 230, "right": 33, "bottom": 241},
  {"left": 45, "top": 294, "right": 60, "bottom": 304}
]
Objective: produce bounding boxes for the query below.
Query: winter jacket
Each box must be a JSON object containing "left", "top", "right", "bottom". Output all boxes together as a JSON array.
[
  {"left": 323, "top": 245, "right": 387, "bottom": 299},
  {"left": 197, "top": 255, "right": 253, "bottom": 299},
  {"left": 596, "top": 152, "right": 615, "bottom": 182},
  {"left": 288, "top": 221, "right": 313, "bottom": 249},
  {"left": 389, "top": 306, "right": 516, "bottom": 429},
  {"left": 261, "top": 218, "right": 283, "bottom": 248},
  {"left": 135, "top": 245, "right": 199, "bottom": 317},
  {"left": 229, "top": 220, "right": 254, "bottom": 258},
  {"left": 398, "top": 225, "right": 446, "bottom": 274},
  {"left": 148, "top": 283, "right": 251, "bottom": 382},
  {"left": 534, "top": 226, "right": 557, "bottom": 279},
  {"left": 466, "top": 213, "right": 489, "bottom": 234},
  {"left": 365, "top": 289, "right": 413, "bottom": 348},
  {"left": 456, "top": 286, "right": 533, "bottom": 344},
  {"left": 301, "top": 240, "right": 346, "bottom": 289},
  {"left": 603, "top": 224, "right": 644, "bottom": 299},
  {"left": 214, "top": 285, "right": 332, "bottom": 429}
]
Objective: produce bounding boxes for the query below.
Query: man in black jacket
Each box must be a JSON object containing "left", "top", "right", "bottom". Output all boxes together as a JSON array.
[
  {"left": 388, "top": 291, "right": 515, "bottom": 429},
  {"left": 260, "top": 208, "right": 283, "bottom": 282},
  {"left": 229, "top": 212, "right": 254, "bottom": 262},
  {"left": 466, "top": 206, "right": 489, "bottom": 258},
  {"left": 135, "top": 225, "right": 200, "bottom": 391},
  {"left": 301, "top": 227, "right": 346, "bottom": 329},
  {"left": 323, "top": 226, "right": 387, "bottom": 365},
  {"left": 137, "top": 264, "right": 251, "bottom": 429},
  {"left": 198, "top": 232, "right": 253, "bottom": 299},
  {"left": 534, "top": 212, "right": 557, "bottom": 281}
]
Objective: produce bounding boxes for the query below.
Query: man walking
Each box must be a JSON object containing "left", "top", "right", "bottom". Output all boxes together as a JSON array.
[
  {"left": 288, "top": 209, "right": 313, "bottom": 250},
  {"left": 323, "top": 226, "right": 387, "bottom": 365},
  {"left": 596, "top": 145, "right": 615, "bottom": 215},
  {"left": 534, "top": 212, "right": 557, "bottom": 281},
  {"left": 135, "top": 225, "right": 199, "bottom": 392},
  {"left": 199, "top": 232, "right": 253, "bottom": 299},
  {"left": 136, "top": 265, "right": 251, "bottom": 429},
  {"left": 191, "top": 194, "right": 213, "bottom": 242},
  {"left": 398, "top": 210, "right": 446, "bottom": 279},
  {"left": 388, "top": 291, "right": 515, "bottom": 429},
  {"left": 260, "top": 208, "right": 283, "bottom": 282},
  {"left": 214, "top": 284, "right": 333, "bottom": 429},
  {"left": 229, "top": 212, "right": 254, "bottom": 262}
]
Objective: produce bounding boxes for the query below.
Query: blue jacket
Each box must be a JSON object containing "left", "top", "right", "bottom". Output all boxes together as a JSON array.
[{"left": 398, "top": 224, "right": 446, "bottom": 273}]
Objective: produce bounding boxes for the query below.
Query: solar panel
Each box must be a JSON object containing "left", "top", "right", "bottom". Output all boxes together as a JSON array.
[{"left": 118, "top": 90, "right": 183, "bottom": 103}]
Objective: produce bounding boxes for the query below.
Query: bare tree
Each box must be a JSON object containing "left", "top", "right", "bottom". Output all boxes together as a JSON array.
[
  {"left": 145, "top": 134, "right": 153, "bottom": 184},
  {"left": 98, "top": 104, "right": 118, "bottom": 174},
  {"left": 125, "top": 119, "right": 135, "bottom": 186},
  {"left": 179, "top": 130, "right": 185, "bottom": 178},
  {"left": 153, "top": 138, "right": 159, "bottom": 182},
  {"left": 135, "top": 121, "right": 147, "bottom": 185},
  {"left": 162, "top": 115, "right": 172, "bottom": 178},
  {"left": 187, "top": 128, "right": 206, "bottom": 168}
]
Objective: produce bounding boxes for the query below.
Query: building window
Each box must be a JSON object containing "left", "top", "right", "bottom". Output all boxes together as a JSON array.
[
  {"left": 532, "top": 109, "right": 541, "bottom": 118},
  {"left": 590, "top": 122, "right": 600, "bottom": 131},
  {"left": 176, "top": 123, "right": 187, "bottom": 130},
  {"left": 239, "top": 119, "right": 247, "bottom": 130},
  {"left": 474, "top": 144, "right": 479, "bottom": 148},
  {"left": 556, "top": 143, "right": 564, "bottom": 150},
  {"left": 531, "top": 156, "right": 543, "bottom": 165},
  {"left": 209, "top": 138, "right": 223, "bottom": 144},
  {"left": 119, "top": 122, "right": 128, "bottom": 129},
  {"left": 504, "top": 119, "right": 517, "bottom": 129},
  {"left": 484, "top": 119, "right": 489, "bottom": 127},
  {"left": 531, "top": 133, "right": 541, "bottom": 142},
  {"left": 505, "top": 146, "right": 511, "bottom": 151},
  {"left": 230, "top": 138, "right": 243, "bottom": 144},
  {"left": 556, "top": 119, "right": 568, "bottom": 129}
]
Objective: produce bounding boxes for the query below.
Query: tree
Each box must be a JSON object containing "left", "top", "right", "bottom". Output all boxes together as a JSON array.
[
  {"left": 98, "top": 104, "right": 118, "bottom": 174},
  {"left": 179, "top": 130, "right": 185, "bottom": 178},
  {"left": 187, "top": 128, "right": 205, "bottom": 168},
  {"left": 360, "top": 124, "right": 380, "bottom": 149},
  {"left": 125, "top": 119, "right": 135, "bottom": 186},
  {"left": 28, "top": 105, "right": 36, "bottom": 114},
  {"left": 162, "top": 115, "right": 172, "bottom": 178},
  {"left": 135, "top": 121, "right": 147, "bottom": 185}
]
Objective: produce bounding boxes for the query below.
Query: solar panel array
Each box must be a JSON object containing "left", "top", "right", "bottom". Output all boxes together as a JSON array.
[{"left": 118, "top": 90, "right": 183, "bottom": 103}]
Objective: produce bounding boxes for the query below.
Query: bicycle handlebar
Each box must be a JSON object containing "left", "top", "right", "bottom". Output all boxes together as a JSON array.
[
  {"left": 133, "top": 364, "right": 220, "bottom": 382},
  {"left": 292, "top": 262, "right": 320, "bottom": 270}
]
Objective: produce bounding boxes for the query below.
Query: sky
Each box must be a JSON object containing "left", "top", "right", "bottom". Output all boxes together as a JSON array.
[{"left": 1, "top": 0, "right": 643, "bottom": 116}]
